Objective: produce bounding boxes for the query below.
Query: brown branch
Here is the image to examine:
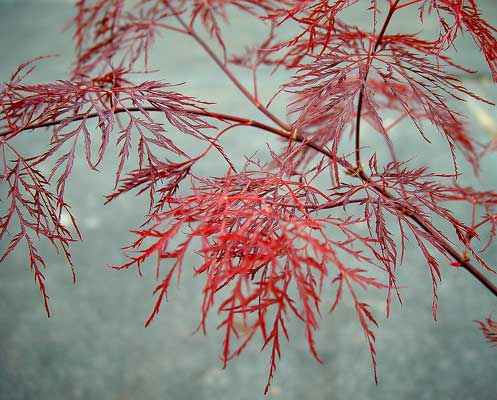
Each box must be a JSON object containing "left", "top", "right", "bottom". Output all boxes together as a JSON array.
[
  {"left": 356, "top": 169, "right": 497, "bottom": 299},
  {"left": 354, "top": 0, "right": 401, "bottom": 168},
  {"left": 0, "top": 106, "right": 352, "bottom": 171},
  {"left": 165, "top": 3, "right": 293, "bottom": 133},
  {"left": 2, "top": 103, "right": 496, "bottom": 299}
]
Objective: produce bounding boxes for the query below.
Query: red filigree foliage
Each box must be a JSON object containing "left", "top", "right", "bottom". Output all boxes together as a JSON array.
[
  {"left": 476, "top": 316, "right": 497, "bottom": 348},
  {"left": 1, "top": 0, "right": 497, "bottom": 393}
]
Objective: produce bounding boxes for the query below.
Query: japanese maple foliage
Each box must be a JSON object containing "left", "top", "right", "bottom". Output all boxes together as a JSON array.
[
  {"left": 1, "top": 0, "right": 497, "bottom": 393},
  {"left": 476, "top": 315, "right": 497, "bottom": 347}
]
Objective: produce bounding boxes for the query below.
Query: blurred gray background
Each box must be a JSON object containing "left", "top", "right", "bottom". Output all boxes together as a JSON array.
[{"left": 1, "top": 1, "right": 497, "bottom": 399}]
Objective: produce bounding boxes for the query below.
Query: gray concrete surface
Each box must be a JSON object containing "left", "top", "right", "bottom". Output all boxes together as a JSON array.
[{"left": 1, "top": 1, "right": 497, "bottom": 399}]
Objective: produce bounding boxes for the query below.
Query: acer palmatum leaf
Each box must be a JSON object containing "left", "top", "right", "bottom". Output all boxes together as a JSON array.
[
  {"left": 476, "top": 316, "right": 497, "bottom": 348},
  {"left": 2, "top": 0, "right": 497, "bottom": 394}
]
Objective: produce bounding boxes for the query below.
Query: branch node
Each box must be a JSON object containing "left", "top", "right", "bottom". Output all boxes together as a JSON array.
[
  {"left": 290, "top": 128, "right": 298, "bottom": 142},
  {"left": 345, "top": 165, "right": 363, "bottom": 177}
]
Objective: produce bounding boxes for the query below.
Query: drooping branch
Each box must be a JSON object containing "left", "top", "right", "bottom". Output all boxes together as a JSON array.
[
  {"left": 2, "top": 101, "right": 496, "bottom": 301},
  {"left": 356, "top": 168, "right": 497, "bottom": 299},
  {"left": 354, "top": 0, "right": 401, "bottom": 169},
  {"left": 0, "top": 106, "right": 352, "bottom": 170},
  {"left": 165, "top": 2, "right": 293, "bottom": 133}
]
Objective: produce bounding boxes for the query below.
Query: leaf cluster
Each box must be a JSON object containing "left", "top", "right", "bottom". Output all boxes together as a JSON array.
[{"left": 1, "top": 0, "right": 497, "bottom": 392}]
